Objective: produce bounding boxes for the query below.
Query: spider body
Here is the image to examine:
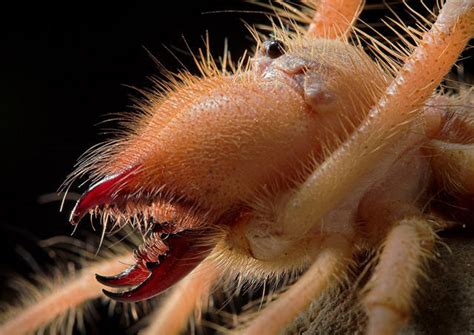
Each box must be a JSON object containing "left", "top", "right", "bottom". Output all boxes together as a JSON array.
[{"left": 1, "top": 1, "right": 473, "bottom": 334}]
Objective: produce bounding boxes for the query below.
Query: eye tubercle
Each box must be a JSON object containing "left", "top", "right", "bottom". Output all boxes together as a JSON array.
[{"left": 303, "top": 72, "right": 336, "bottom": 112}]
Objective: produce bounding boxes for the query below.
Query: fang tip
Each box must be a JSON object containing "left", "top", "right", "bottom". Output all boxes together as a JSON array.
[{"left": 69, "top": 165, "right": 141, "bottom": 225}]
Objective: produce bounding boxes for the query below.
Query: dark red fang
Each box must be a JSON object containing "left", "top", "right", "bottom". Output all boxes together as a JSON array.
[
  {"left": 99, "top": 229, "right": 214, "bottom": 302},
  {"left": 69, "top": 166, "right": 141, "bottom": 225},
  {"left": 96, "top": 264, "right": 150, "bottom": 288}
]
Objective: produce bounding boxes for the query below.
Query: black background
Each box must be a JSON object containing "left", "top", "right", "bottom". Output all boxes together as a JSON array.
[{"left": 0, "top": 1, "right": 472, "bottom": 334}]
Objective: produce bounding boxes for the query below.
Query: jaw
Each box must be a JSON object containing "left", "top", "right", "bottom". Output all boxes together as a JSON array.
[
  {"left": 69, "top": 167, "right": 218, "bottom": 302},
  {"left": 97, "top": 228, "right": 215, "bottom": 302}
]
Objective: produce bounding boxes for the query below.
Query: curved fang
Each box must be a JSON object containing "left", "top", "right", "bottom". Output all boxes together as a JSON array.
[{"left": 69, "top": 165, "right": 141, "bottom": 225}]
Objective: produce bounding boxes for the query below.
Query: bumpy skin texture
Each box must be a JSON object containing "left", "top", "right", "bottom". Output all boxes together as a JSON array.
[{"left": 81, "top": 40, "right": 385, "bottom": 212}]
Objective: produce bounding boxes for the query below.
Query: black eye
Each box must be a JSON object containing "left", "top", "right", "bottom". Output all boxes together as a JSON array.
[{"left": 263, "top": 39, "right": 286, "bottom": 59}]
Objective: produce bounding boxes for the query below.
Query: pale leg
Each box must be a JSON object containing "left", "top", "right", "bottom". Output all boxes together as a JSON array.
[
  {"left": 0, "top": 253, "right": 133, "bottom": 335},
  {"left": 140, "top": 260, "right": 219, "bottom": 335},
  {"left": 362, "top": 217, "right": 436, "bottom": 335},
  {"left": 307, "top": 0, "right": 364, "bottom": 39}
]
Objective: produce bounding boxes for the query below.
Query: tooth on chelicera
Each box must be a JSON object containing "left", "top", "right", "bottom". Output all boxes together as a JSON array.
[{"left": 97, "top": 229, "right": 215, "bottom": 302}]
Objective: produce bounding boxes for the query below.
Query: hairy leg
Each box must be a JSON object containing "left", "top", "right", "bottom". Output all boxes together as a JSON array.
[
  {"left": 0, "top": 253, "right": 133, "bottom": 335},
  {"left": 280, "top": 0, "right": 474, "bottom": 241},
  {"left": 306, "top": 0, "right": 364, "bottom": 39},
  {"left": 362, "top": 217, "right": 436, "bottom": 335},
  {"left": 140, "top": 260, "right": 219, "bottom": 335},
  {"left": 243, "top": 235, "right": 352, "bottom": 335}
]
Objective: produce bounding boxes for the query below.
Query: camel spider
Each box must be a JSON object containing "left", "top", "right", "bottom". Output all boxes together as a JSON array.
[{"left": 1, "top": 0, "right": 473, "bottom": 334}]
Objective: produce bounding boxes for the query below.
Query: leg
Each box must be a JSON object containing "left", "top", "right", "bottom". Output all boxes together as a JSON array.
[
  {"left": 362, "top": 217, "right": 436, "bottom": 335},
  {"left": 306, "top": 0, "right": 364, "bottom": 39},
  {"left": 243, "top": 235, "right": 352, "bottom": 335},
  {"left": 0, "top": 253, "right": 133, "bottom": 335},
  {"left": 140, "top": 260, "right": 219, "bottom": 335},
  {"left": 280, "top": 0, "right": 473, "bottom": 241}
]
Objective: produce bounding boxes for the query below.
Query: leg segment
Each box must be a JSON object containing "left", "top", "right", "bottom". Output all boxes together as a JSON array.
[
  {"left": 243, "top": 235, "right": 352, "bottom": 335},
  {"left": 280, "top": 0, "right": 473, "bottom": 241},
  {"left": 306, "top": 0, "right": 364, "bottom": 39},
  {"left": 362, "top": 217, "right": 436, "bottom": 335},
  {"left": 140, "top": 260, "right": 219, "bottom": 335}
]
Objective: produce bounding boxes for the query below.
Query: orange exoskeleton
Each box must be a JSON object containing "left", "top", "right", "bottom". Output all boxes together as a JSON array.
[{"left": 1, "top": 0, "right": 473, "bottom": 334}]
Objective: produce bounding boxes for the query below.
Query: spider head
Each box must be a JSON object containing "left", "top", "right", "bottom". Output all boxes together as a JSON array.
[{"left": 69, "top": 38, "right": 386, "bottom": 301}]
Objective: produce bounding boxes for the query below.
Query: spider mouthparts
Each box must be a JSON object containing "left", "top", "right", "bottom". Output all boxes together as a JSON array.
[
  {"left": 97, "top": 229, "right": 214, "bottom": 302},
  {"left": 69, "top": 165, "right": 141, "bottom": 225}
]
